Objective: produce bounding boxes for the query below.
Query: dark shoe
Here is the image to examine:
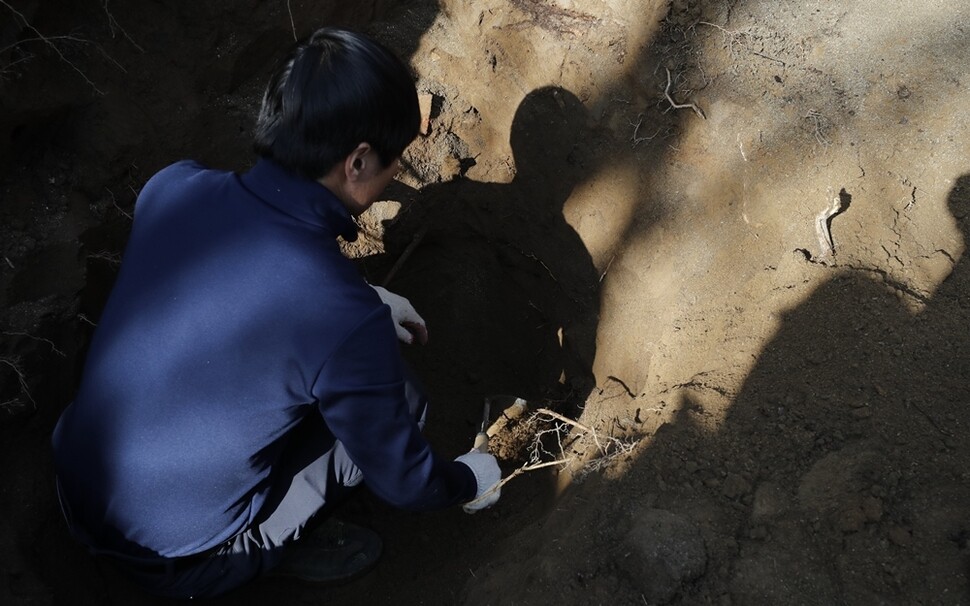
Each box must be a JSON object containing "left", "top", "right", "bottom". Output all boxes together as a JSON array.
[{"left": 270, "top": 519, "right": 382, "bottom": 585}]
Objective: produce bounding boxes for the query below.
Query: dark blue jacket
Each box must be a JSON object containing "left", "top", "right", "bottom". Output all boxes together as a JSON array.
[{"left": 52, "top": 159, "right": 475, "bottom": 558}]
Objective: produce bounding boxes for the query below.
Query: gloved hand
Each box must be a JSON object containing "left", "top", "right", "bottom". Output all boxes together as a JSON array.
[
  {"left": 455, "top": 451, "right": 502, "bottom": 513},
  {"left": 370, "top": 285, "right": 428, "bottom": 345}
]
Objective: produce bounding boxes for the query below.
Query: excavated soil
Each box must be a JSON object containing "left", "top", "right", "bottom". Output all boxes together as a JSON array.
[{"left": 2, "top": 1, "right": 969, "bottom": 604}]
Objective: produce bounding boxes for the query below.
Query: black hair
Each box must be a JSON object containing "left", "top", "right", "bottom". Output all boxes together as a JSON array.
[{"left": 254, "top": 27, "right": 420, "bottom": 180}]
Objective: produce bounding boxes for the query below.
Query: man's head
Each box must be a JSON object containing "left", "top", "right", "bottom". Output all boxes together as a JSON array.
[{"left": 254, "top": 27, "right": 419, "bottom": 186}]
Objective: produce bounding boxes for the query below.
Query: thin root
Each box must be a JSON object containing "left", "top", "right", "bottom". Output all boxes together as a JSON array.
[
  {"left": 1, "top": 0, "right": 108, "bottom": 94},
  {"left": 664, "top": 68, "right": 706, "bottom": 120},
  {"left": 101, "top": 0, "right": 144, "bottom": 52},
  {"left": 464, "top": 404, "right": 642, "bottom": 510},
  {"left": 804, "top": 109, "right": 831, "bottom": 147},
  {"left": 2, "top": 331, "right": 65, "bottom": 357},
  {"left": 286, "top": 1, "right": 297, "bottom": 41},
  {"left": 629, "top": 113, "right": 665, "bottom": 149},
  {"left": 0, "top": 357, "right": 36, "bottom": 410},
  {"left": 535, "top": 407, "right": 604, "bottom": 454}
]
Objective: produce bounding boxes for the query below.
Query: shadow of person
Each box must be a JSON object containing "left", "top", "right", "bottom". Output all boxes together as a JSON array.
[
  {"left": 911, "top": 173, "right": 970, "bottom": 384},
  {"left": 458, "top": 174, "right": 970, "bottom": 606},
  {"left": 641, "top": 174, "right": 970, "bottom": 603},
  {"left": 378, "top": 86, "right": 601, "bottom": 415}
]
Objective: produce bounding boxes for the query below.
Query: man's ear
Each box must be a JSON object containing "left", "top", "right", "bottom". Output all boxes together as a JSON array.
[{"left": 344, "top": 143, "right": 372, "bottom": 182}]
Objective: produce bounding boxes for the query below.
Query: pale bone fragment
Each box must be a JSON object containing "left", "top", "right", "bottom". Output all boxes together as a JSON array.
[{"left": 816, "top": 188, "right": 850, "bottom": 260}]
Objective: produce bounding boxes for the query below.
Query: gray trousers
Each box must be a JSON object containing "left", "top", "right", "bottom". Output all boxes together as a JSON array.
[{"left": 60, "top": 375, "right": 428, "bottom": 599}]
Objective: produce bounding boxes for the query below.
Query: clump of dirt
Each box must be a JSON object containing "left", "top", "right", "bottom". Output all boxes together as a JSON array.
[{"left": 2, "top": 1, "right": 969, "bottom": 605}]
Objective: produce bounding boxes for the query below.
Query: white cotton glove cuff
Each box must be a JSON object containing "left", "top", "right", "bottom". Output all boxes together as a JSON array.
[
  {"left": 369, "top": 284, "right": 427, "bottom": 344},
  {"left": 455, "top": 452, "right": 501, "bottom": 512}
]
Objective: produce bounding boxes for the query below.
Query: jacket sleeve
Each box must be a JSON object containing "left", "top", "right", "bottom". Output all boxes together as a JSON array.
[{"left": 311, "top": 305, "right": 476, "bottom": 510}]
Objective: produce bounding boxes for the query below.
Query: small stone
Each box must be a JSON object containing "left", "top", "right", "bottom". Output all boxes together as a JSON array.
[
  {"left": 418, "top": 93, "right": 434, "bottom": 135},
  {"left": 888, "top": 526, "right": 912, "bottom": 547},
  {"left": 862, "top": 496, "right": 883, "bottom": 522},
  {"left": 852, "top": 407, "right": 872, "bottom": 419},
  {"left": 621, "top": 508, "right": 708, "bottom": 604},
  {"left": 748, "top": 525, "right": 769, "bottom": 540},
  {"left": 722, "top": 473, "right": 751, "bottom": 500},
  {"left": 838, "top": 507, "right": 866, "bottom": 533},
  {"left": 752, "top": 482, "right": 789, "bottom": 520}
]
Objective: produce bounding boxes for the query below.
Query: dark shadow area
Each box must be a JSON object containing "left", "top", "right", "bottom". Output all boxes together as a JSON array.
[
  {"left": 0, "top": 2, "right": 443, "bottom": 605},
  {"left": 459, "top": 163, "right": 970, "bottom": 603},
  {"left": 1, "top": 0, "right": 739, "bottom": 600},
  {"left": 610, "top": 173, "right": 970, "bottom": 603},
  {"left": 369, "top": 86, "right": 602, "bottom": 417},
  {"left": 310, "top": 85, "right": 608, "bottom": 606},
  {"left": 2, "top": 0, "right": 682, "bottom": 600}
]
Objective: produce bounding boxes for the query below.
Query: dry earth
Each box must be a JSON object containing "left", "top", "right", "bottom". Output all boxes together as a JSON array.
[{"left": 1, "top": 1, "right": 969, "bottom": 605}]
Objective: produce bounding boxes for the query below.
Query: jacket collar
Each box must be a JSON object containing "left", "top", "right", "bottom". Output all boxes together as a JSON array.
[{"left": 239, "top": 158, "right": 358, "bottom": 242}]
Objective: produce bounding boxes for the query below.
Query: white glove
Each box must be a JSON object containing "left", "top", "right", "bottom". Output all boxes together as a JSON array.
[
  {"left": 455, "top": 451, "right": 502, "bottom": 513},
  {"left": 370, "top": 285, "right": 428, "bottom": 345}
]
